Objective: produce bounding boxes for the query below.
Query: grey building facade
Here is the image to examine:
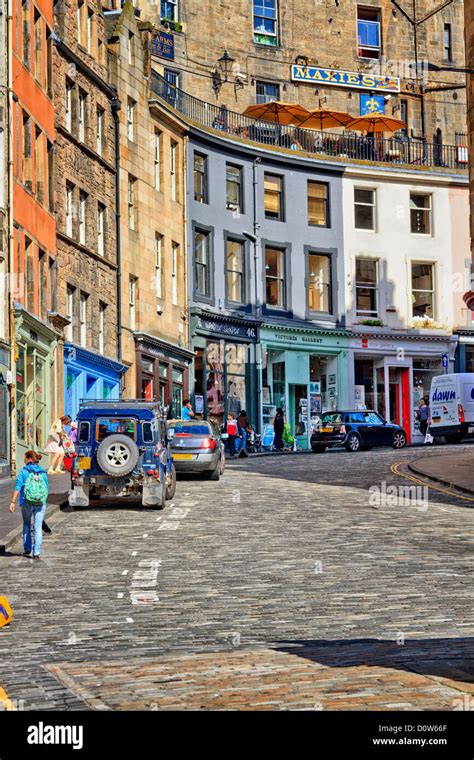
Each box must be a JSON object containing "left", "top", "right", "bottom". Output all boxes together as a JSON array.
[{"left": 187, "top": 128, "right": 346, "bottom": 444}]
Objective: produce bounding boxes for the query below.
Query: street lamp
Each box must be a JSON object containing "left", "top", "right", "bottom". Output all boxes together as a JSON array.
[{"left": 217, "top": 50, "right": 235, "bottom": 83}]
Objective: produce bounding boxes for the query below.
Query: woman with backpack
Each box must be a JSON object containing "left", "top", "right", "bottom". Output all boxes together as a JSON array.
[{"left": 9, "top": 451, "right": 49, "bottom": 559}]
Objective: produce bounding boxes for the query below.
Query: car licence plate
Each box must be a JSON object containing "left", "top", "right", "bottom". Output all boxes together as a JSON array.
[
  {"left": 320, "top": 427, "right": 333, "bottom": 433},
  {"left": 469, "top": 426, "right": 474, "bottom": 434},
  {"left": 431, "top": 416, "right": 441, "bottom": 423},
  {"left": 172, "top": 453, "right": 193, "bottom": 460},
  {"left": 77, "top": 457, "right": 91, "bottom": 469}
]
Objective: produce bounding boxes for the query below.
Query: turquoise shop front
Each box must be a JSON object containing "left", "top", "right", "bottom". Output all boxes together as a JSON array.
[{"left": 260, "top": 323, "right": 351, "bottom": 449}]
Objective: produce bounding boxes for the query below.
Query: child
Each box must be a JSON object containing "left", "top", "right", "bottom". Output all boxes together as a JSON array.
[
  {"left": 226, "top": 413, "right": 238, "bottom": 456},
  {"left": 9, "top": 450, "right": 49, "bottom": 559}
]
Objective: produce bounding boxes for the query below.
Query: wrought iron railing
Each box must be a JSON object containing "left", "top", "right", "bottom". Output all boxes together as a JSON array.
[{"left": 150, "top": 72, "right": 468, "bottom": 171}]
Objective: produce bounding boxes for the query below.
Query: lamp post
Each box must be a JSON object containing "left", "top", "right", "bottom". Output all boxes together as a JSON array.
[{"left": 217, "top": 50, "right": 235, "bottom": 83}]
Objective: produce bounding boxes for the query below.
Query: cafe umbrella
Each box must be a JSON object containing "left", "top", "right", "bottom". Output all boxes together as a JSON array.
[
  {"left": 344, "top": 114, "right": 406, "bottom": 134},
  {"left": 297, "top": 108, "right": 353, "bottom": 130},
  {"left": 243, "top": 101, "right": 310, "bottom": 125}
]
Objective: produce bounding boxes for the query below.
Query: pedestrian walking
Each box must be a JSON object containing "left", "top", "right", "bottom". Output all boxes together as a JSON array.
[
  {"left": 180, "top": 399, "right": 195, "bottom": 421},
  {"left": 44, "top": 415, "right": 72, "bottom": 474},
  {"left": 226, "top": 413, "right": 238, "bottom": 456},
  {"left": 417, "top": 398, "right": 431, "bottom": 438},
  {"left": 9, "top": 451, "right": 49, "bottom": 559},
  {"left": 273, "top": 407, "right": 285, "bottom": 451},
  {"left": 236, "top": 410, "right": 250, "bottom": 456}
]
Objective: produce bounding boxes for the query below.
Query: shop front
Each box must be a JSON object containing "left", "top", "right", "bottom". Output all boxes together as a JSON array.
[
  {"left": 260, "top": 323, "right": 351, "bottom": 450},
  {"left": 0, "top": 342, "right": 10, "bottom": 477},
  {"left": 191, "top": 311, "right": 259, "bottom": 430},
  {"left": 135, "top": 333, "right": 193, "bottom": 417},
  {"left": 14, "top": 307, "right": 58, "bottom": 465},
  {"left": 64, "top": 343, "right": 127, "bottom": 420},
  {"left": 454, "top": 330, "right": 474, "bottom": 373},
  {"left": 349, "top": 332, "right": 458, "bottom": 443}
]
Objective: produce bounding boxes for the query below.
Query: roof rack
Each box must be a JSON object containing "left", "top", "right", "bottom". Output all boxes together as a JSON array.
[{"left": 78, "top": 399, "right": 165, "bottom": 410}]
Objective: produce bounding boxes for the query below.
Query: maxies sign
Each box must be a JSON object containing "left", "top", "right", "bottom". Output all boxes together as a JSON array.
[{"left": 291, "top": 65, "right": 400, "bottom": 94}]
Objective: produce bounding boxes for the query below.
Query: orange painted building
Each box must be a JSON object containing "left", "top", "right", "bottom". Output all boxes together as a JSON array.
[{"left": 12, "top": 0, "right": 60, "bottom": 464}]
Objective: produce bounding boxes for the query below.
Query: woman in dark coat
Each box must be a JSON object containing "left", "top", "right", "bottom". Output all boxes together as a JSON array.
[{"left": 273, "top": 407, "right": 284, "bottom": 450}]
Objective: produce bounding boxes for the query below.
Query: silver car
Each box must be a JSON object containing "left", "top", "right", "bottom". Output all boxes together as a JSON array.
[{"left": 167, "top": 420, "right": 227, "bottom": 481}]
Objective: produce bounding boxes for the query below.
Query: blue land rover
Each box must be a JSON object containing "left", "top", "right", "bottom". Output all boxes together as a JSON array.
[{"left": 69, "top": 400, "right": 176, "bottom": 509}]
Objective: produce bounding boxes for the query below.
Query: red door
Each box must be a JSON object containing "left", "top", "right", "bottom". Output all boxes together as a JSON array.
[{"left": 400, "top": 368, "right": 411, "bottom": 443}]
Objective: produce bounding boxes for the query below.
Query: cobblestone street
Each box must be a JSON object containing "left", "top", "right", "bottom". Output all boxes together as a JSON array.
[{"left": 0, "top": 446, "right": 473, "bottom": 711}]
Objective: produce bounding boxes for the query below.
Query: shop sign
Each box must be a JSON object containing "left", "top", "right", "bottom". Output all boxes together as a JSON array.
[
  {"left": 196, "top": 316, "right": 257, "bottom": 340},
  {"left": 360, "top": 94, "right": 385, "bottom": 115},
  {"left": 291, "top": 65, "right": 400, "bottom": 94},
  {"left": 267, "top": 332, "right": 324, "bottom": 345},
  {"left": 151, "top": 30, "right": 174, "bottom": 61}
]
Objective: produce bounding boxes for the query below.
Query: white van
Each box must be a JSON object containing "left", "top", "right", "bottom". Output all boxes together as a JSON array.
[{"left": 429, "top": 373, "right": 474, "bottom": 443}]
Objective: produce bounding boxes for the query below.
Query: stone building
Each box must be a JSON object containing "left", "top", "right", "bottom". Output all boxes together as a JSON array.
[
  {"left": 106, "top": 2, "right": 192, "bottom": 413},
  {"left": 129, "top": 0, "right": 468, "bottom": 148},
  {"left": 460, "top": 0, "right": 474, "bottom": 362},
  {"left": 53, "top": 0, "right": 125, "bottom": 418}
]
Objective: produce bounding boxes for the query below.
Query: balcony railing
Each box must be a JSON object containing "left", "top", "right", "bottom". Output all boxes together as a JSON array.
[{"left": 150, "top": 72, "right": 469, "bottom": 172}]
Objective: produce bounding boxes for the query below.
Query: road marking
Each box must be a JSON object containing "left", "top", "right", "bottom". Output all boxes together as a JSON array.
[
  {"left": 126, "top": 617, "right": 134, "bottom": 623},
  {"left": 131, "top": 551, "right": 137, "bottom": 557},
  {"left": 117, "top": 593, "right": 124, "bottom": 599},
  {"left": 143, "top": 534, "right": 149, "bottom": 538},
  {"left": 0, "top": 686, "right": 15, "bottom": 711},
  {"left": 391, "top": 463, "right": 474, "bottom": 503},
  {"left": 121, "top": 570, "right": 129, "bottom": 576}
]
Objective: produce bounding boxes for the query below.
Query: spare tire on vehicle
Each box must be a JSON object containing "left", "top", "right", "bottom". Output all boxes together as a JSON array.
[{"left": 96, "top": 434, "right": 139, "bottom": 477}]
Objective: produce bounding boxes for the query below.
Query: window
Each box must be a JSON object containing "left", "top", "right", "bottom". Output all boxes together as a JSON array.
[
  {"left": 97, "top": 203, "right": 105, "bottom": 256},
  {"left": 264, "top": 174, "right": 283, "bottom": 220},
  {"left": 412, "top": 263, "right": 435, "bottom": 318},
  {"left": 308, "top": 253, "right": 331, "bottom": 314},
  {"left": 193, "top": 153, "right": 207, "bottom": 203},
  {"left": 128, "top": 174, "right": 136, "bottom": 230},
  {"left": 39, "top": 250, "right": 47, "bottom": 320},
  {"left": 127, "top": 32, "right": 134, "bottom": 65},
  {"left": 86, "top": 8, "right": 93, "bottom": 54},
  {"left": 77, "top": 0, "right": 85, "bottom": 47},
  {"left": 78, "top": 421, "right": 90, "bottom": 443},
  {"left": 98, "top": 302, "right": 106, "bottom": 354},
  {"left": 25, "top": 239, "right": 35, "bottom": 313},
  {"left": 194, "top": 229, "right": 210, "bottom": 297},
  {"left": 34, "top": 127, "right": 45, "bottom": 205},
  {"left": 253, "top": 0, "right": 278, "bottom": 46},
  {"left": 66, "top": 183, "right": 74, "bottom": 237},
  {"left": 65, "top": 79, "right": 73, "bottom": 132},
  {"left": 96, "top": 418, "right": 136, "bottom": 442},
  {"left": 34, "top": 9, "right": 42, "bottom": 83},
  {"left": 265, "top": 247, "right": 285, "bottom": 308},
  {"left": 22, "top": 112, "right": 33, "bottom": 191},
  {"left": 78, "top": 89, "right": 87, "bottom": 142},
  {"left": 255, "top": 80, "right": 280, "bottom": 104},
  {"left": 226, "top": 239, "right": 245, "bottom": 304},
  {"left": 153, "top": 129, "right": 161, "bottom": 190},
  {"left": 46, "top": 28, "right": 53, "bottom": 97},
  {"left": 49, "top": 256, "right": 57, "bottom": 312},
  {"left": 66, "top": 285, "right": 75, "bottom": 342},
  {"left": 22, "top": 0, "right": 31, "bottom": 68},
  {"left": 357, "top": 7, "right": 381, "bottom": 59},
  {"left": 308, "top": 181, "right": 329, "bottom": 227},
  {"left": 170, "top": 141, "right": 177, "bottom": 200},
  {"left": 355, "top": 258, "right": 378, "bottom": 317},
  {"left": 161, "top": 0, "right": 178, "bottom": 22},
  {"left": 79, "top": 292, "right": 88, "bottom": 346},
  {"left": 226, "top": 164, "right": 242, "bottom": 212},
  {"left": 129, "top": 277, "right": 137, "bottom": 330},
  {"left": 172, "top": 242, "right": 179, "bottom": 305},
  {"left": 410, "top": 193, "right": 432, "bottom": 235},
  {"left": 126, "top": 98, "right": 135, "bottom": 141},
  {"left": 79, "top": 191, "right": 87, "bottom": 245},
  {"left": 443, "top": 23, "right": 452, "bottom": 62},
  {"left": 354, "top": 188, "right": 376, "bottom": 230},
  {"left": 155, "top": 233, "right": 163, "bottom": 300},
  {"left": 96, "top": 107, "right": 104, "bottom": 154}
]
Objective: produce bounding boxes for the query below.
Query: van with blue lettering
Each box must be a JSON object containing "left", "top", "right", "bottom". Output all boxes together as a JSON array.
[{"left": 429, "top": 373, "right": 474, "bottom": 443}]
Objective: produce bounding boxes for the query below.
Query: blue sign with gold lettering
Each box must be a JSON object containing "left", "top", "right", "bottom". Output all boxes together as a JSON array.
[
  {"left": 360, "top": 94, "right": 385, "bottom": 115},
  {"left": 291, "top": 65, "right": 400, "bottom": 94},
  {"left": 151, "top": 30, "right": 174, "bottom": 61}
]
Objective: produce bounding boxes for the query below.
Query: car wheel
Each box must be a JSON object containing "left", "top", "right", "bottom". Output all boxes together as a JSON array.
[
  {"left": 96, "top": 434, "right": 139, "bottom": 477},
  {"left": 392, "top": 431, "right": 407, "bottom": 449},
  {"left": 219, "top": 453, "right": 226, "bottom": 475},
  {"left": 208, "top": 459, "right": 221, "bottom": 481},
  {"left": 311, "top": 445, "right": 326, "bottom": 453},
  {"left": 445, "top": 434, "right": 463, "bottom": 444},
  {"left": 345, "top": 433, "right": 361, "bottom": 452},
  {"left": 166, "top": 464, "right": 177, "bottom": 500}
]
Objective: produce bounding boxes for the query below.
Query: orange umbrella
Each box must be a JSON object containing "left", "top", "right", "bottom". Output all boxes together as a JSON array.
[
  {"left": 344, "top": 114, "right": 406, "bottom": 134},
  {"left": 297, "top": 108, "right": 353, "bottom": 130},
  {"left": 243, "top": 101, "right": 310, "bottom": 126}
]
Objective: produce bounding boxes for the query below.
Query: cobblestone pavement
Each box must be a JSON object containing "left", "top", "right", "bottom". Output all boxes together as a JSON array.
[{"left": 0, "top": 445, "right": 473, "bottom": 711}]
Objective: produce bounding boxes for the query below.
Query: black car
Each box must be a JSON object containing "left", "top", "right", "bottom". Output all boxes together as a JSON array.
[{"left": 311, "top": 410, "right": 407, "bottom": 453}]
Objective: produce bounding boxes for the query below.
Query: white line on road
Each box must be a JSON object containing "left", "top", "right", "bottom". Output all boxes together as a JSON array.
[{"left": 121, "top": 570, "right": 129, "bottom": 576}]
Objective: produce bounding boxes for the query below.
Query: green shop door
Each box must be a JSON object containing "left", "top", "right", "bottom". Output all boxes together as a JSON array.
[{"left": 289, "top": 383, "right": 309, "bottom": 450}]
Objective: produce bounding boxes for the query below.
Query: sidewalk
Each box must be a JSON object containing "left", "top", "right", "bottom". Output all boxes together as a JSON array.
[
  {"left": 408, "top": 452, "right": 474, "bottom": 496},
  {"left": 0, "top": 473, "right": 70, "bottom": 552}
]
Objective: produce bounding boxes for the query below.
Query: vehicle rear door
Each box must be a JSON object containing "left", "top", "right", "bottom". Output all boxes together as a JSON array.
[
  {"left": 169, "top": 422, "right": 213, "bottom": 461},
  {"left": 364, "top": 411, "right": 391, "bottom": 446}
]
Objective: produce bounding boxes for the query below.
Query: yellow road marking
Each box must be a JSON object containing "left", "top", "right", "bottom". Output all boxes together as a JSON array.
[
  {"left": 391, "top": 463, "right": 474, "bottom": 503},
  {"left": 0, "top": 686, "right": 15, "bottom": 710}
]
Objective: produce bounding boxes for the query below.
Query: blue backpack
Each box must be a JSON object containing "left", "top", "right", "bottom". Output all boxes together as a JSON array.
[{"left": 23, "top": 468, "right": 48, "bottom": 506}]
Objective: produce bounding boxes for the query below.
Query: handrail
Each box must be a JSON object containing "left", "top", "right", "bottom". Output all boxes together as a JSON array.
[{"left": 150, "top": 71, "right": 468, "bottom": 171}]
